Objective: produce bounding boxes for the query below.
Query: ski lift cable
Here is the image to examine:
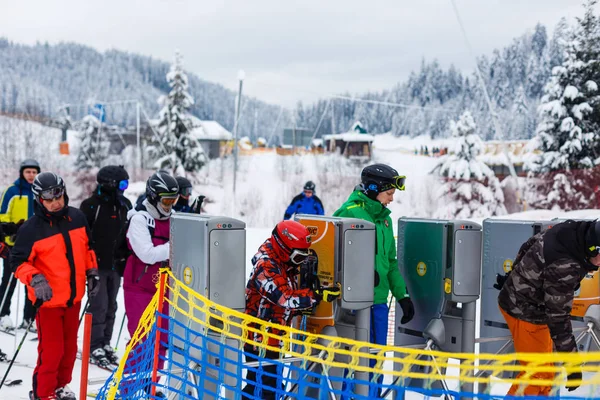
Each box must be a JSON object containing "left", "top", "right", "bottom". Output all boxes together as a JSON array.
[
  {"left": 242, "top": 78, "right": 456, "bottom": 112},
  {"left": 449, "top": 0, "right": 520, "bottom": 182}
]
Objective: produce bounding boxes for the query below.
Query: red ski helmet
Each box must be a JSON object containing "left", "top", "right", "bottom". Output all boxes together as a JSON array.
[{"left": 271, "top": 220, "right": 312, "bottom": 264}]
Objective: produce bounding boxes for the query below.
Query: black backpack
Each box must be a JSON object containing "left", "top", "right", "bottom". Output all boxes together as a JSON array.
[{"left": 113, "top": 211, "right": 155, "bottom": 276}]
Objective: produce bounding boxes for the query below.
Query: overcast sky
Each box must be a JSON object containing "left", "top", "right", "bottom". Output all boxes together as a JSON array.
[{"left": 0, "top": 0, "right": 592, "bottom": 107}]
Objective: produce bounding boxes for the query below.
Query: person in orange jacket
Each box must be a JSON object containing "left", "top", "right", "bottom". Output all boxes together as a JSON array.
[{"left": 11, "top": 172, "right": 99, "bottom": 400}]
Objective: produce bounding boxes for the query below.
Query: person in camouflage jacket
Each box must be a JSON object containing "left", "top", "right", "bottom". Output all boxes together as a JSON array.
[{"left": 498, "top": 220, "right": 600, "bottom": 396}]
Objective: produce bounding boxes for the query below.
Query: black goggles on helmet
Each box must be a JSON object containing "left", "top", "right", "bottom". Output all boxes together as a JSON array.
[
  {"left": 379, "top": 175, "right": 406, "bottom": 192},
  {"left": 180, "top": 187, "right": 193, "bottom": 196},
  {"left": 39, "top": 186, "right": 65, "bottom": 201}
]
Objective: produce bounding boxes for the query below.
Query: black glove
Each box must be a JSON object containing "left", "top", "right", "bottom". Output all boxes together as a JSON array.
[
  {"left": 0, "top": 243, "right": 9, "bottom": 259},
  {"left": 87, "top": 269, "right": 101, "bottom": 298},
  {"left": 566, "top": 371, "right": 582, "bottom": 391},
  {"left": 399, "top": 297, "right": 415, "bottom": 324},
  {"left": 295, "top": 303, "right": 317, "bottom": 317},
  {"left": 0, "top": 222, "right": 19, "bottom": 236},
  {"left": 493, "top": 273, "right": 510, "bottom": 291},
  {"left": 30, "top": 274, "right": 53, "bottom": 304},
  {"left": 193, "top": 196, "right": 205, "bottom": 214},
  {"left": 314, "top": 285, "right": 341, "bottom": 303}
]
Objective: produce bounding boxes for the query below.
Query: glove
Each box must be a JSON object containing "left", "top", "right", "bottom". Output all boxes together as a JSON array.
[
  {"left": 314, "top": 285, "right": 341, "bottom": 303},
  {"left": 566, "top": 371, "right": 582, "bottom": 392},
  {"left": 493, "top": 273, "right": 510, "bottom": 290},
  {"left": 399, "top": 297, "right": 415, "bottom": 324},
  {"left": 0, "top": 222, "right": 19, "bottom": 236},
  {"left": 30, "top": 274, "right": 53, "bottom": 304},
  {"left": 0, "top": 243, "right": 9, "bottom": 259},
  {"left": 296, "top": 304, "right": 317, "bottom": 317},
  {"left": 87, "top": 269, "right": 101, "bottom": 298},
  {"left": 193, "top": 196, "right": 205, "bottom": 214}
]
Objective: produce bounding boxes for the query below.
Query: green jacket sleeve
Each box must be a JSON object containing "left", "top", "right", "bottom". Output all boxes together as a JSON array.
[{"left": 386, "top": 218, "right": 408, "bottom": 300}]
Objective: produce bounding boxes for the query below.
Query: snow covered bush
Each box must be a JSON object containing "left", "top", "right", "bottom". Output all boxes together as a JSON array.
[
  {"left": 434, "top": 111, "right": 506, "bottom": 219},
  {"left": 75, "top": 115, "right": 109, "bottom": 170}
]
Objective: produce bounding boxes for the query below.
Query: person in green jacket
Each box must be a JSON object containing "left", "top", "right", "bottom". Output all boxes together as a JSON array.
[{"left": 333, "top": 163, "right": 415, "bottom": 397}]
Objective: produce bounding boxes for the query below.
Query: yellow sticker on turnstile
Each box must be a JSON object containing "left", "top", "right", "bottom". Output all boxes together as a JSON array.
[
  {"left": 503, "top": 259, "right": 513, "bottom": 273},
  {"left": 416, "top": 262, "right": 427, "bottom": 277},
  {"left": 444, "top": 278, "right": 451, "bottom": 294},
  {"left": 183, "top": 266, "right": 193, "bottom": 285}
]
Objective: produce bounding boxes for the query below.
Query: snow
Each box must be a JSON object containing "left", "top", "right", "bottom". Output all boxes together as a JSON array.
[
  {"left": 563, "top": 85, "right": 580, "bottom": 100},
  {"left": 188, "top": 116, "right": 233, "bottom": 141},
  {"left": 322, "top": 132, "right": 375, "bottom": 143}
]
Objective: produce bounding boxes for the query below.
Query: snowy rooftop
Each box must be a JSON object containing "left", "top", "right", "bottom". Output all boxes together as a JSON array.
[
  {"left": 323, "top": 132, "right": 375, "bottom": 143},
  {"left": 188, "top": 116, "right": 233, "bottom": 141}
]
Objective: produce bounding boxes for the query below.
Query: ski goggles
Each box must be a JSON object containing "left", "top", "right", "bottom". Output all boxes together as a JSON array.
[
  {"left": 290, "top": 248, "right": 311, "bottom": 265},
  {"left": 380, "top": 175, "right": 406, "bottom": 192},
  {"left": 159, "top": 194, "right": 179, "bottom": 207},
  {"left": 39, "top": 186, "right": 65, "bottom": 201},
  {"left": 180, "top": 187, "right": 193, "bottom": 197},
  {"left": 118, "top": 180, "right": 129, "bottom": 191}
]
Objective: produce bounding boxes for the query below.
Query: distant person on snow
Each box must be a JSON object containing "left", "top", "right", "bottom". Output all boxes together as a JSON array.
[
  {"left": 79, "top": 166, "right": 132, "bottom": 368},
  {"left": 242, "top": 220, "right": 340, "bottom": 399},
  {"left": 173, "top": 176, "right": 205, "bottom": 214},
  {"left": 11, "top": 172, "right": 99, "bottom": 400},
  {"left": 283, "top": 181, "right": 324, "bottom": 220},
  {"left": 495, "top": 219, "right": 600, "bottom": 396},
  {"left": 0, "top": 158, "right": 40, "bottom": 333},
  {"left": 123, "top": 172, "right": 178, "bottom": 385}
]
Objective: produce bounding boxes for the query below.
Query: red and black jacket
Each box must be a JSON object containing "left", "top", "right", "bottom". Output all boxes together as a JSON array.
[{"left": 11, "top": 203, "right": 97, "bottom": 308}]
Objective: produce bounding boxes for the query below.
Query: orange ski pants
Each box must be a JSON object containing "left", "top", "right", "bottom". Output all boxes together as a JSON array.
[{"left": 500, "top": 307, "right": 555, "bottom": 396}]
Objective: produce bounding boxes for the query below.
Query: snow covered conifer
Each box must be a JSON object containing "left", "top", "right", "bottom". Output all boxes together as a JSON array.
[
  {"left": 75, "top": 115, "right": 109, "bottom": 170},
  {"left": 434, "top": 111, "right": 506, "bottom": 219},
  {"left": 148, "top": 50, "right": 206, "bottom": 173},
  {"left": 529, "top": 0, "right": 600, "bottom": 210}
]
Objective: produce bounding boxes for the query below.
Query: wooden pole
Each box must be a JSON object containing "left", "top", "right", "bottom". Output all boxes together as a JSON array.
[{"left": 79, "top": 313, "right": 93, "bottom": 400}]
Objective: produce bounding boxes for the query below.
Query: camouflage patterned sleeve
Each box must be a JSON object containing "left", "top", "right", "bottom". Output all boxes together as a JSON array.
[
  {"left": 254, "top": 259, "right": 317, "bottom": 310},
  {"left": 542, "top": 260, "right": 578, "bottom": 353},
  {"left": 513, "top": 233, "right": 541, "bottom": 268}
]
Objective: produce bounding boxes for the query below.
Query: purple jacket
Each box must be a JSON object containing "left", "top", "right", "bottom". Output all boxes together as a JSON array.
[{"left": 123, "top": 209, "right": 170, "bottom": 294}]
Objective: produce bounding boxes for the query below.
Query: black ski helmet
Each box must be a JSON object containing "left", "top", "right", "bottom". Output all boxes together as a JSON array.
[
  {"left": 146, "top": 171, "right": 179, "bottom": 206},
  {"left": 32, "top": 172, "right": 69, "bottom": 214},
  {"left": 20, "top": 159, "right": 41, "bottom": 178},
  {"left": 175, "top": 176, "right": 192, "bottom": 196},
  {"left": 97, "top": 165, "right": 129, "bottom": 191},
  {"left": 361, "top": 164, "right": 405, "bottom": 199},
  {"left": 303, "top": 181, "right": 316, "bottom": 192}
]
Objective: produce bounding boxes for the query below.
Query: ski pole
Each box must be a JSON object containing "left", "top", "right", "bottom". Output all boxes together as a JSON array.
[
  {"left": 0, "top": 273, "right": 15, "bottom": 319},
  {"left": 0, "top": 303, "right": 39, "bottom": 391},
  {"left": 114, "top": 313, "right": 127, "bottom": 352},
  {"left": 78, "top": 297, "right": 90, "bottom": 329}
]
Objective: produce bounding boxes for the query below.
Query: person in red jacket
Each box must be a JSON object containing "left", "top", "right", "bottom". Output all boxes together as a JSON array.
[
  {"left": 11, "top": 172, "right": 99, "bottom": 400},
  {"left": 242, "top": 220, "right": 341, "bottom": 400}
]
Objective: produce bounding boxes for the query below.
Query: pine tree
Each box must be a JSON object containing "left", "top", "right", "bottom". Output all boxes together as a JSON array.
[
  {"left": 75, "top": 115, "right": 109, "bottom": 170},
  {"left": 434, "top": 111, "right": 506, "bottom": 219},
  {"left": 529, "top": 0, "right": 600, "bottom": 210},
  {"left": 148, "top": 51, "right": 206, "bottom": 173}
]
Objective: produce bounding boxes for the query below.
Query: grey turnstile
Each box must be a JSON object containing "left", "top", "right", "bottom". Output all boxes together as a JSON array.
[
  {"left": 169, "top": 213, "right": 246, "bottom": 399},
  {"left": 394, "top": 218, "right": 482, "bottom": 398},
  {"left": 294, "top": 215, "right": 376, "bottom": 399}
]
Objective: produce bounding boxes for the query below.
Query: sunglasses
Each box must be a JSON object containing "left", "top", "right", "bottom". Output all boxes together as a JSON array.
[
  {"left": 180, "top": 187, "right": 192, "bottom": 196},
  {"left": 40, "top": 187, "right": 65, "bottom": 201},
  {"left": 290, "top": 248, "right": 310, "bottom": 265}
]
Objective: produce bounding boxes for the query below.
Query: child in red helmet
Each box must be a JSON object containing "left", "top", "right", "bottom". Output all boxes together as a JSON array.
[{"left": 242, "top": 220, "right": 340, "bottom": 400}]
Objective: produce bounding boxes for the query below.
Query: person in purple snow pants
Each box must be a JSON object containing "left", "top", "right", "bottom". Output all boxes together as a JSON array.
[{"left": 122, "top": 171, "right": 178, "bottom": 390}]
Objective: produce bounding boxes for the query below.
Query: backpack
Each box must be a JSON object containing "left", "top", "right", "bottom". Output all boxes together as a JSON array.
[{"left": 113, "top": 211, "right": 155, "bottom": 276}]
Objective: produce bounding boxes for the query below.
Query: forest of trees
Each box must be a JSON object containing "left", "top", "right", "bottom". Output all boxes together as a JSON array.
[{"left": 0, "top": 11, "right": 584, "bottom": 143}]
